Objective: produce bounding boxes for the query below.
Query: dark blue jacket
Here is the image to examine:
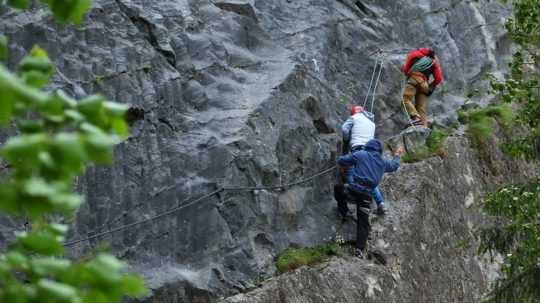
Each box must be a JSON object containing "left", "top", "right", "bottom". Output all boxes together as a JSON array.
[{"left": 337, "top": 139, "right": 400, "bottom": 194}]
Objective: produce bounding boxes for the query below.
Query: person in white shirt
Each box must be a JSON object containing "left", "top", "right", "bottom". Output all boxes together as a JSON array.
[
  {"left": 341, "top": 106, "right": 375, "bottom": 151},
  {"left": 340, "top": 105, "right": 386, "bottom": 215}
]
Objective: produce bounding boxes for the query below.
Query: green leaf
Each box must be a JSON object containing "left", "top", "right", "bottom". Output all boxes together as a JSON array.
[
  {"left": 55, "top": 90, "right": 77, "bottom": 108},
  {"left": 103, "top": 102, "right": 128, "bottom": 118},
  {"left": 50, "top": 192, "right": 82, "bottom": 214},
  {"left": 77, "top": 95, "right": 108, "bottom": 128},
  {"left": 18, "top": 119, "right": 44, "bottom": 134},
  {"left": 2, "top": 283, "right": 31, "bottom": 303},
  {"left": 24, "top": 177, "right": 57, "bottom": 197},
  {"left": 0, "top": 184, "right": 17, "bottom": 214},
  {"left": 0, "top": 34, "right": 7, "bottom": 60},
  {"left": 31, "top": 258, "right": 71, "bottom": 276},
  {"left": 82, "top": 290, "right": 108, "bottom": 303},
  {"left": 121, "top": 274, "right": 147, "bottom": 297},
  {"left": 18, "top": 46, "right": 54, "bottom": 88},
  {"left": 29, "top": 46, "right": 49, "bottom": 59},
  {"left": 79, "top": 122, "right": 105, "bottom": 135},
  {"left": 49, "top": 223, "right": 69, "bottom": 236},
  {"left": 65, "top": 109, "right": 84, "bottom": 123},
  {"left": 17, "top": 230, "right": 64, "bottom": 255},
  {"left": 86, "top": 254, "right": 125, "bottom": 284},
  {"left": 41, "top": 94, "right": 67, "bottom": 124},
  {"left": 0, "top": 67, "right": 15, "bottom": 124},
  {"left": 38, "top": 151, "right": 56, "bottom": 170},
  {"left": 7, "top": 0, "right": 29, "bottom": 9},
  {"left": 1, "top": 134, "right": 48, "bottom": 166},
  {"left": 41, "top": 0, "right": 92, "bottom": 24},
  {"left": 0, "top": 95, "right": 14, "bottom": 126},
  {"left": 37, "top": 279, "right": 78, "bottom": 302},
  {"left": 6, "top": 251, "right": 28, "bottom": 269},
  {"left": 110, "top": 118, "right": 129, "bottom": 137},
  {"left": 52, "top": 133, "right": 87, "bottom": 176},
  {"left": 84, "top": 132, "right": 116, "bottom": 164},
  {"left": 0, "top": 65, "right": 49, "bottom": 108},
  {"left": 18, "top": 49, "right": 53, "bottom": 73}
]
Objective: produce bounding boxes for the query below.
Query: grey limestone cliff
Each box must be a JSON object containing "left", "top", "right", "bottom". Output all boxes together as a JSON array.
[
  {"left": 0, "top": 0, "right": 524, "bottom": 302},
  {"left": 222, "top": 131, "right": 533, "bottom": 303}
]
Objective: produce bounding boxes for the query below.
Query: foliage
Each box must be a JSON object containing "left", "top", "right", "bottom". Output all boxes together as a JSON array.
[
  {"left": 1, "top": 0, "right": 91, "bottom": 24},
  {"left": 275, "top": 243, "right": 338, "bottom": 273},
  {"left": 487, "top": 0, "right": 540, "bottom": 161},
  {"left": 401, "top": 128, "right": 448, "bottom": 163},
  {"left": 458, "top": 104, "right": 514, "bottom": 145},
  {"left": 458, "top": 104, "right": 514, "bottom": 170},
  {"left": 0, "top": 1, "right": 146, "bottom": 303},
  {"left": 478, "top": 178, "right": 540, "bottom": 303},
  {"left": 476, "top": 1, "right": 540, "bottom": 301}
]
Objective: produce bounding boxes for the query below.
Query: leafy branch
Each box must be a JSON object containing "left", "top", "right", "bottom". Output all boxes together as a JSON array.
[{"left": 0, "top": 1, "right": 147, "bottom": 302}]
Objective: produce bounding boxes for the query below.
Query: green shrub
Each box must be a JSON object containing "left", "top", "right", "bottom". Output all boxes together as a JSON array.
[
  {"left": 0, "top": 2, "right": 146, "bottom": 302},
  {"left": 458, "top": 104, "right": 514, "bottom": 144},
  {"left": 476, "top": 1, "right": 540, "bottom": 302},
  {"left": 275, "top": 243, "right": 338, "bottom": 273},
  {"left": 458, "top": 104, "right": 515, "bottom": 168},
  {"left": 479, "top": 177, "right": 540, "bottom": 302}
]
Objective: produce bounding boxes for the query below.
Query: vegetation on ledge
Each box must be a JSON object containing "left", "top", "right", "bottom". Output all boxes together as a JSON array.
[
  {"left": 457, "top": 104, "right": 514, "bottom": 146},
  {"left": 401, "top": 128, "right": 449, "bottom": 163},
  {"left": 275, "top": 243, "right": 338, "bottom": 273}
]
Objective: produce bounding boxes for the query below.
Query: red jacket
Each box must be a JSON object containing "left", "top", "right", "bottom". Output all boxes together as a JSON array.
[{"left": 401, "top": 48, "right": 443, "bottom": 87}]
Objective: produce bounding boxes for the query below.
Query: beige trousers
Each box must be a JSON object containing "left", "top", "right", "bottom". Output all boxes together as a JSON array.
[{"left": 402, "top": 75, "right": 430, "bottom": 126}]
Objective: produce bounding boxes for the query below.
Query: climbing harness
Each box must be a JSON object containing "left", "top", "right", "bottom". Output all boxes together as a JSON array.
[{"left": 64, "top": 165, "right": 338, "bottom": 247}]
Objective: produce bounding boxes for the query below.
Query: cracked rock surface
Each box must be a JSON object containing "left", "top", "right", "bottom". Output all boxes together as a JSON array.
[
  {"left": 222, "top": 132, "right": 533, "bottom": 303},
  {"left": 0, "top": 0, "right": 520, "bottom": 302}
]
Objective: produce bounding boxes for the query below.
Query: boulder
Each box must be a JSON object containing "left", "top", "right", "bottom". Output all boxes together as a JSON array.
[{"left": 385, "top": 126, "right": 431, "bottom": 155}]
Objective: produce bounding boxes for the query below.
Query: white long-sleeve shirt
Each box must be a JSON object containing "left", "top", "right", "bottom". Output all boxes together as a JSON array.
[{"left": 341, "top": 112, "right": 375, "bottom": 148}]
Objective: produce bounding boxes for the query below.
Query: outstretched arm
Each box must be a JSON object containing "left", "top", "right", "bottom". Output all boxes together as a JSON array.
[
  {"left": 384, "top": 157, "right": 400, "bottom": 172},
  {"left": 384, "top": 146, "right": 405, "bottom": 172}
]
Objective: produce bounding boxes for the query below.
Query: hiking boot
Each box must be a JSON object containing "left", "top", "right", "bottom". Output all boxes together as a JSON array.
[
  {"left": 413, "top": 119, "right": 425, "bottom": 126},
  {"left": 354, "top": 248, "right": 366, "bottom": 259},
  {"left": 404, "top": 116, "right": 423, "bottom": 129},
  {"left": 376, "top": 204, "right": 387, "bottom": 216}
]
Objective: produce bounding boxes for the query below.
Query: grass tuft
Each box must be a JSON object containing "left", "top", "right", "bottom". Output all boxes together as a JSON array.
[
  {"left": 458, "top": 104, "right": 515, "bottom": 166},
  {"left": 458, "top": 104, "right": 514, "bottom": 144},
  {"left": 402, "top": 127, "right": 449, "bottom": 163},
  {"left": 275, "top": 243, "right": 338, "bottom": 273}
]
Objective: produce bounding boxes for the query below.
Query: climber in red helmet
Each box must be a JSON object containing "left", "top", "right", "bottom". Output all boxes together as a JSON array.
[
  {"left": 401, "top": 47, "right": 443, "bottom": 127},
  {"left": 336, "top": 105, "right": 388, "bottom": 216}
]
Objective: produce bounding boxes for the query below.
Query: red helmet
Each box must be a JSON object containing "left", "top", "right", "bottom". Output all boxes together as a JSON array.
[{"left": 350, "top": 105, "right": 364, "bottom": 115}]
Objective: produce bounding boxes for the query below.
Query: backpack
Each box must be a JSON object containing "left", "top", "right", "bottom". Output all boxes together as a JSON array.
[{"left": 410, "top": 56, "right": 434, "bottom": 73}]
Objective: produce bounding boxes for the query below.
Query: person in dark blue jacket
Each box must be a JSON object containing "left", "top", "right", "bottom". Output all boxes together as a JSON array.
[{"left": 337, "top": 139, "right": 404, "bottom": 257}]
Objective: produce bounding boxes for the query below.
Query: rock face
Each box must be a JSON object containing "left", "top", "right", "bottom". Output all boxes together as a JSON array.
[
  {"left": 222, "top": 134, "right": 534, "bottom": 303},
  {"left": 386, "top": 126, "right": 432, "bottom": 155},
  {"left": 0, "top": 0, "right": 520, "bottom": 302}
]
